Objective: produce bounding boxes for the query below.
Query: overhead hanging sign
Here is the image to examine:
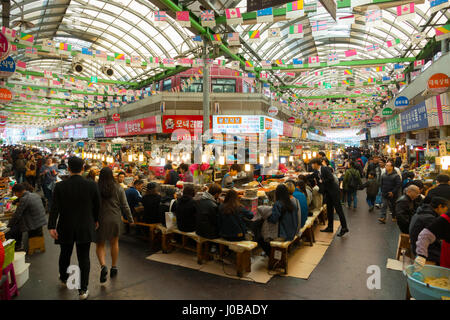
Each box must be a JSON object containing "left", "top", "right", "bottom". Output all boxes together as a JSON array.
[
  {"left": 394, "top": 96, "right": 409, "bottom": 107},
  {"left": 288, "top": 116, "right": 295, "bottom": 124},
  {"left": 0, "top": 88, "right": 12, "bottom": 103},
  {"left": 88, "top": 120, "right": 96, "bottom": 126},
  {"left": 382, "top": 107, "right": 393, "bottom": 116},
  {"left": 268, "top": 105, "right": 278, "bottom": 116},
  {"left": 117, "top": 116, "right": 161, "bottom": 136},
  {"left": 104, "top": 124, "right": 117, "bottom": 137},
  {"left": 0, "top": 56, "right": 16, "bottom": 77},
  {"left": 112, "top": 113, "right": 120, "bottom": 122},
  {"left": 99, "top": 117, "right": 107, "bottom": 124},
  {"left": 162, "top": 115, "right": 203, "bottom": 134},
  {"left": 373, "top": 116, "right": 381, "bottom": 123},
  {"left": 0, "top": 32, "right": 10, "bottom": 61},
  {"left": 400, "top": 101, "right": 428, "bottom": 132},
  {"left": 427, "top": 73, "right": 449, "bottom": 93}
]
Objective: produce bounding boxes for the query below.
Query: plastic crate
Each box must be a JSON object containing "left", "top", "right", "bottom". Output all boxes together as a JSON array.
[{"left": 2, "top": 239, "right": 16, "bottom": 269}]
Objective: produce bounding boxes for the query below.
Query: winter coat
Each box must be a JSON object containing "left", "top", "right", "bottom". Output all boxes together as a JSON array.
[
  {"left": 218, "top": 205, "right": 253, "bottom": 241},
  {"left": 194, "top": 192, "right": 220, "bottom": 239},
  {"left": 343, "top": 168, "right": 362, "bottom": 192},
  {"left": 159, "top": 195, "right": 177, "bottom": 227},
  {"left": 426, "top": 184, "right": 450, "bottom": 201},
  {"left": 268, "top": 200, "right": 299, "bottom": 241},
  {"left": 380, "top": 170, "right": 401, "bottom": 197},
  {"left": 175, "top": 196, "right": 197, "bottom": 232},
  {"left": 8, "top": 191, "right": 47, "bottom": 233},
  {"left": 395, "top": 194, "right": 415, "bottom": 234},
  {"left": 360, "top": 178, "right": 380, "bottom": 198},
  {"left": 409, "top": 204, "right": 441, "bottom": 264},
  {"left": 293, "top": 189, "right": 308, "bottom": 228},
  {"left": 258, "top": 205, "right": 278, "bottom": 242},
  {"left": 142, "top": 193, "right": 161, "bottom": 224}
]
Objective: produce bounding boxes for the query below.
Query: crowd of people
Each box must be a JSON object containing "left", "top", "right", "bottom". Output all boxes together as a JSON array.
[{"left": 1, "top": 144, "right": 449, "bottom": 300}]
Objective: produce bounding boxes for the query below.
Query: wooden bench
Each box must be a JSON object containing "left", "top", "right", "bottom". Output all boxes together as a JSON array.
[
  {"left": 121, "top": 218, "right": 161, "bottom": 250},
  {"left": 268, "top": 206, "right": 325, "bottom": 274},
  {"left": 157, "top": 225, "right": 258, "bottom": 277}
]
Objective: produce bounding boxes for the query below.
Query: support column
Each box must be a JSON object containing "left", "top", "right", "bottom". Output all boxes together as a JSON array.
[
  {"left": 2, "top": 0, "right": 10, "bottom": 28},
  {"left": 202, "top": 41, "right": 210, "bottom": 134},
  {"left": 442, "top": 39, "right": 448, "bottom": 54}
]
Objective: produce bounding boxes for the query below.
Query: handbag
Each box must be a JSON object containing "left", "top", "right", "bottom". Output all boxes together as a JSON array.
[{"left": 165, "top": 199, "right": 177, "bottom": 230}]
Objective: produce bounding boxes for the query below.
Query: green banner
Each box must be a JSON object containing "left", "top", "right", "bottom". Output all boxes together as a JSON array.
[
  {"left": 87, "top": 127, "right": 94, "bottom": 139},
  {"left": 386, "top": 115, "right": 401, "bottom": 135},
  {"left": 112, "top": 144, "right": 121, "bottom": 153}
]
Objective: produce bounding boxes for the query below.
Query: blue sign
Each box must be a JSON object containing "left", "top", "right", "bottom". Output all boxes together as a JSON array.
[
  {"left": 400, "top": 101, "right": 428, "bottom": 132},
  {"left": 394, "top": 96, "right": 409, "bottom": 107},
  {"left": 0, "top": 56, "right": 16, "bottom": 74},
  {"left": 94, "top": 126, "right": 104, "bottom": 138},
  {"left": 88, "top": 120, "right": 96, "bottom": 126}
]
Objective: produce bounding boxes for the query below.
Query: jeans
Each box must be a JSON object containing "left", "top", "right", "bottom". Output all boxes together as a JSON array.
[
  {"left": 42, "top": 184, "right": 53, "bottom": 211},
  {"left": 14, "top": 170, "right": 25, "bottom": 184},
  {"left": 366, "top": 195, "right": 376, "bottom": 208},
  {"left": 347, "top": 190, "right": 357, "bottom": 208},
  {"left": 59, "top": 242, "right": 91, "bottom": 292},
  {"left": 380, "top": 195, "right": 397, "bottom": 219}
]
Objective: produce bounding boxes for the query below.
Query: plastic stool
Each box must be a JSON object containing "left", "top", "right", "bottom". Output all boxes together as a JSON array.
[
  {"left": 28, "top": 236, "right": 45, "bottom": 255},
  {"left": 0, "top": 263, "right": 19, "bottom": 300}
]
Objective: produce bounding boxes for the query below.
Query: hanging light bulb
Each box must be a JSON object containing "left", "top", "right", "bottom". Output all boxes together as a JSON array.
[
  {"left": 289, "top": 156, "right": 294, "bottom": 162},
  {"left": 101, "top": 155, "right": 105, "bottom": 162},
  {"left": 303, "top": 153, "right": 307, "bottom": 160},
  {"left": 128, "top": 153, "right": 133, "bottom": 162},
  {"left": 260, "top": 155, "right": 265, "bottom": 165},
  {"left": 245, "top": 164, "right": 251, "bottom": 172},
  {"left": 139, "top": 153, "right": 144, "bottom": 162},
  {"left": 219, "top": 156, "right": 225, "bottom": 165},
  {"left": 269, "top": 155, "right": 273, "bottom": 164},
  {"left": 201, "top": 154, "right": 207, "bottom": 163},
  {"left": 312, "top": 151, "right": 317, "bottom": 157}
]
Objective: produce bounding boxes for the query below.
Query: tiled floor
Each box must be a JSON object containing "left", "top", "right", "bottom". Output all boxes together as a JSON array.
[{"left": 16, "top": 191, "right": 406, "bottom": 300}]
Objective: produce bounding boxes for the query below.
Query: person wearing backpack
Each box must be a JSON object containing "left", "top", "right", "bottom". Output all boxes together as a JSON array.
[{"left": 343, "top": 161, "right": 362, "bottom": 209}]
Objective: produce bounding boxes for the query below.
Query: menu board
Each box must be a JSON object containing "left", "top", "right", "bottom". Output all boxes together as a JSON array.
[
  {"left": 400, "top": 101, "right": 428, "bottom": 132},
  {"left": 162, "top": 115, "right": 203, "bottom": 134},
  {"left": 213, "top": 115, "right": 284, "bottom": 135}
]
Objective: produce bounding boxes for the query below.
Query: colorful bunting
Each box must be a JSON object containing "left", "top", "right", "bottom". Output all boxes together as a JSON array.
[
  {"left": 154, "top": 11, "right": 167, "bottom": 26},
  {"left": 59, "top": 43, "right": 72, "bottom": 51},
  {"left": 396, "top": 3, "right": 415, "bottom": 22},
  {"left": 327, "top": 52, "right": 339, "bottom": 66},
  {"left": 430, "top": 0, "right": 449, "bottom": 14},
  {"left": 227, "top": 32, "right": 240, "bottom": 46},
  {"left": 267, "top": 27, "right": 281, "bottom": 42},
  {"left": 192, "top": 35, "right": 203, "bottom": 44},
  {"left": 365, "top": 9, "right": 382, "bottom": 27},
  {"left": 261, "top": 60, "right": 272, "bottom": 69},
  {"left": 308, "top": 56, "right": 320, "bottom": 67},
  {"left": 288, "top": 24, "right": 303, "bottom": 39},
  {"left": 19, "top": 32, "right": 34, "bottom": 45},
  {"left": 435, "top": 24, "right": 450, "bottom": 41},
  {"left": 257, "top": 7, "right": 273, "bottom": 23},
  {"left": 345, "top": 49, "right": 357, "bottom": 57},
  {"left": 200, "top": 10, "right": 215, "bottom": 27},
  {"left": 1, "top": 26, "right": 16, "bottom": 41},
  {"left": 366, "top": 44, "right": 380, "bottom": 52},
  {"left": 210, "top": 34, "right": 221, "bottom": 44},
  {"left": 343, "top": 69, "right": 353, "bottom": 76},
  {"left": 176, "top": 11, "right": 191, "bottom": 27},
  {"left": 414, "top": 59, "right": 424, "bottom": 69},
  {"left": 245, "top": 61, "right": 254, "bottom": 71},
  {"left": 248, "top": 30, "right": 260, "bottom": 43},
  {"left": 286, "top": 1, "right": 304, "bottom": 20},
  {"left": 386, "top": 38, "right": 401, "bottom": 48}
]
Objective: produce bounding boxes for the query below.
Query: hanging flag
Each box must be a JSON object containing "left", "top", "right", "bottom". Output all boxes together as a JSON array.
[
  {"left": 286, "top": 1, "right": 304, "bottom": 20},
  {"left": 192, "top": 59, "right": 204, "bottom": 67},
  {"left": 94, "top": 50, "right": 107, "bottom": 61},
  {"left": 386, "top": 38, "right": 401, "bottom": 48},
  {"left": 310, "top": 20, "right": 328, "bottom": 32},
  {"left": 225, "top": 8, "right": 243, "bottom": 25},
  {"left": 16, "top": 60, "right": 26, "bottom": 71},
  {"left": 210, "top": 34, "right": 221, "bottom": 44},
  {"left": 200, "top": 10, "right": 215, "bottom": 27},
  {"left": 410, "top": 32, "right": 425, "bottom": 44},
  {"left": 396, "top": 3, "right": 415, "bottom": 22},
  {"left": 58, "top": 42, "right": 72, "bottom": 51},
  {"left": 382, "top": 76, "right": 391, "bottom": 83},
  {"left": 260, "top": 72, "right": 269, "bottom": 80},
  {"left": 288, "top": 24, "right": 303, "bottom": 39},
  {"left": 245, "top": 61, "right": 254, "bottom": 71},
  {"left": 365, "top": 9, "right": 382, "bottom": 27},
  {"left": 435, "top": 24, "right": 450, "bottom": 41},
  {"left": 177, "top": 58, "right": 193, "bottom": 67},
  {"left": 396, "top": 74, "right": 405, "bottom": 80},
  {"left": 114, "top": 53, "right": 125, "bottom": 65},
  {"left": 366, "top": 43, "right": 380, "bottom": 52},
  {"left": 338, "top": 14, "right": 355, "bottom": 25},
  {"left": 80, "top": 47, "right": 93, "bottom": 59},
  {"left": 41, "top": 39, "right": 56, "bottom": 52},
  {"left": 192, "top": 35, "right": 203, "bottom": 45},
  {"left": 25, "top": 47, "right": 38, "bottom": 58},
  {"left": 267, "top": 27, "right": 281, "bottom": 42},
  {"left": 308, "top": 56, "right": 320, "bottom": 67},
  {"left": 1, "top": 26, "right": 16, "bottom": 41},
  {"left": 44, "top": 70, "right": 53, "bottom": 79},
  {"left": 327, "top": 52, "right": 339, "bottom": 66},
  {"left": 394, "top": 63, "right": 404, "bottom": 70},
  {"left": 154, "top": 11, "right": 167, "bottom": 26},
  {"left": 342, "top": 80, "right": 349, "bottom": 85},
  {"left": 215, "top": 59, "right": 226, "bottom": 66},
  {"left": 430, "top": 0, "right": 449, "bottom": 14},
  {"left": 248, "top": 30, "right": 260, "bottom": 43},
  {"left": 304, "top": 1, "right": 317, "bottom": 13},
  {"left": 375, "top": 66, "right": 385, "bottom": 72},
  {"left": 261, "top": 60, "right": 272, "bottom": 69},
  {"left": 274, "top": 59, "right": 286, "bottom": 66},
  {"left": 162, "top": 58, "right": 176, "bottom": 68},
  {"left": 130, "top": 56, "right": 142, "bottom": 67},
  {"left": 19, "top": 32, "right": 34, "bottom": 45},
  {"left": 176, "top": 11, "right": 190, "bottom": 27},
  {"left": 343, "top": 69, "right": 353, "bottom": 76},
  {"left": 414, "top": 59, "right": 425, "bottom": 69},
  {"left": 292, "top": 58, "right": 304, "bottom": 66},
  {"left": 257, "top": 7, "right": 273, "bottom": 23},
  {"left": 314, "top": 71, "right": 323, "bottom": 76},
  {"left": 345, "top": 49, "right": 357, "bottom": 57},
  {"left": 230, "top": 60, "right": 240, "bottom": 70},
  {"left": 227, "top": 32, "right": 240, "bottom": 46}
]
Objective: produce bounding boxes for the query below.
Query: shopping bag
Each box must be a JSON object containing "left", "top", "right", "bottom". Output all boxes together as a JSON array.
[{"left": 165, "top": 199, "right": 177, "bottom": 230}]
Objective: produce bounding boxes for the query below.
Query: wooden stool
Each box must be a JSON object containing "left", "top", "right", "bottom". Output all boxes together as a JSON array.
[
  {"left": 396, "top": 233, "right": 411, "bottom": 260},
  {"left": 28, "top": 236, "right": 45, "bottom": 255}
]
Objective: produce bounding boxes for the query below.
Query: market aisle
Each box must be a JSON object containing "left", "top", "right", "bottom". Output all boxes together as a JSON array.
[{"left": 17, "top": 191, "right": 406, "bottom": 300}]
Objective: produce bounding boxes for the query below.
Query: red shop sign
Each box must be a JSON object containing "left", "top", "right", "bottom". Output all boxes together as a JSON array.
[
  {"left": 99, "top": 117, "right": 107, "bottom": 124},
  {"left": 0, "top": 88, "right": 12, "bottom": 102},
  {"left": 373, "top": 116, "right": 381, "bottom": 123},
  {"left": 117, "top": 116, "right": 159, "bottom": 136},
  {"left": 428, "top": 73, "right": 449, "bottom": 92},
  {"left": 288, "top": 117, "right": 295, "bottom": 124},
  {"left": 104, "top": 124, "right": 117, "bottom": 137},
  {"left": 112, "top": 113, "right": 120, "bottom": 121},
  {"left": 162, "top": 115, "right": 203, "bottom": 134},
  {"left": 0, "top": 32, "right": 10, "bottom": 61}
]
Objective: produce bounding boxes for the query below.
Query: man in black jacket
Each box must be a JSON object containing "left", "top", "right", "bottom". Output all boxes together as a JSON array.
[
  {"left": 395, "top": 185, "right": 420, "bottom": 234},
  {"left": 309, "top": 158, "right": 349, "bottom": 237},
  {"left": 194, "top": 183, "right": 222, "bottom": 239},
  {"left": 379, "top": 161, "right": 401, "bottom": 224},
  {"left": 426, "top": 174, "right": 450, "bottom": 201},
  {"left": 409, "top": 197, "right": 448, "bottom": 265},
  {"left": 48, "top": 157, "right": 100, "bottom": 300}
]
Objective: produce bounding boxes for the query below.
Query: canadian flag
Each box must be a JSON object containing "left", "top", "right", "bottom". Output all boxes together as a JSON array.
[
  {"left": 1, "top": 27, "right": 16, "bottom": 41},
  {"left": 414, "top": 59, "right": 424, "bottom": 69},
  {"left": 396, "top": 3, "right": 415, "bottom": 21},
  {"left": 225, "top": 8, "right": 243, "bottom": 24}
]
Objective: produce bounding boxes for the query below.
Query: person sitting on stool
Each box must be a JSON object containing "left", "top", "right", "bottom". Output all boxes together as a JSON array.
[{"left": 6, "top": 183, "right": 47, "bottom": 250}]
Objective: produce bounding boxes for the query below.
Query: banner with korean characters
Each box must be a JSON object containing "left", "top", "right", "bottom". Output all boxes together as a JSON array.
[
  {"left": 104, "top": 124, "right": 117, "bottom": 137},
  {"left": 425, "top": 92, "right": 450, "bottom": 127},
  {"left": 386, "top": 115, "right": 401, "bottom": 135},
  {"left": 400, "top": 101, "right": 428, "bottom": 132},
  {"left": 117, "top": 116, "right": 161, "bottom": 136}
]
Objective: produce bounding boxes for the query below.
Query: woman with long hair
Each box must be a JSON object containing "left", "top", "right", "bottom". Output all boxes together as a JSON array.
[
  {"left": 218, "top": 189, "right": 253, "bottom": 241},
  {"left": 269, "top": 184, "right": 299, "bottom": 241},
  {"left": 96, "top": 167, "right": 134, "bottom": 283},
  {"left": 174, "top": 184, "right": 197, "bottom": 232}
]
